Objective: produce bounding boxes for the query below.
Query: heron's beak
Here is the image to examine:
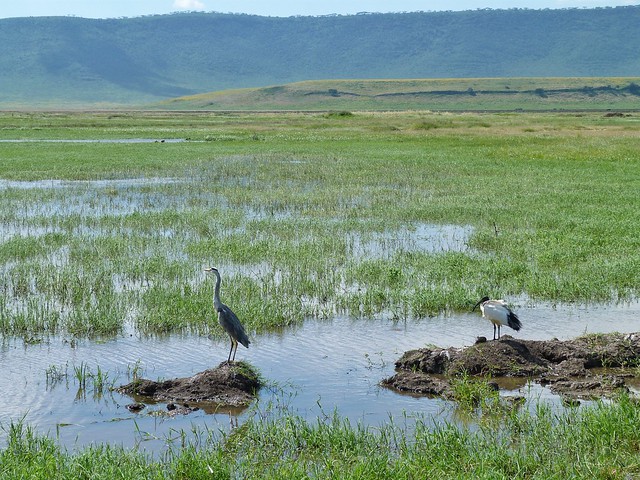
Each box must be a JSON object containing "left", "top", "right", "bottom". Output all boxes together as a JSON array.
[{"left": 472, "top": 299, "right": 483, "bottom": 311}]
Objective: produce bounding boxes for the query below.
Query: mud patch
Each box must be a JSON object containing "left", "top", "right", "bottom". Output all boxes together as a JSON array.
[
  {"left": 382, "top": 332, "right": 640, "bottom": 400},
  {"left": 118, "top": 361, "right": 261, "bottom": 413}
]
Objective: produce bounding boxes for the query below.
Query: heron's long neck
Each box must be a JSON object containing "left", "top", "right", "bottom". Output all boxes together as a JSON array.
[{"left": 213, "top": 271, "right": 222, "bottom": 309}]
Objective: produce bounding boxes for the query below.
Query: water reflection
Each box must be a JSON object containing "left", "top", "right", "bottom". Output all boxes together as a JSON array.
[
  {"left": 1, "top": 300, "right": 640, "bottom": 453},
  {"left": 0, "top": 139, "right": 185, "bottom": 144},
  {"left": 350, "top": 223, "right": 473, "bottom": 259},
  {"left": 0, "top": 177, "right": 183, "bottom": 191},
  {"left": 0, "top": 178, "right": 195, "bottom": 228}
]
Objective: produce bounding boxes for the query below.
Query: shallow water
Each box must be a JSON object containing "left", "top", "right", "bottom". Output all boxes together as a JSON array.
[
  {"left": 1, "top": 175, "right": 639, "bottom": 453},
  {"left": 0, "top": 177, "right": 195, "bottom": 229},
  {"left": 350, "top": 223, "right": 473, "bottom": 259},
  {"left": 0, "top": 177, "right": 183, "bottom": 191},
  {"left": 0, "top": 139, "right": 185, "bottom": 144},
  {"left": 1, "top": 300, "right": 639, "bottom": 454}
]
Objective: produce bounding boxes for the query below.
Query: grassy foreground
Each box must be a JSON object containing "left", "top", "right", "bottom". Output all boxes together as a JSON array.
[
  {"left": 2, "top": 393, "right": 640, "bottom": 479},
  {"left": 0, "top": 110, "right": 639, "bottom": 337}
]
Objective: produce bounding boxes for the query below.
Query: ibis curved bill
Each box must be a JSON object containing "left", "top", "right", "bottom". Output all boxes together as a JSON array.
[{"left": 473, "top": 296, "right": 522, "bottom": 340}]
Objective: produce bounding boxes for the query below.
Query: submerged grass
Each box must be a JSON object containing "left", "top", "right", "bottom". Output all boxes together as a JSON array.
[
  {"left": 2, "top": 393, "right": 640, "bottom": 478},
  {"left": 0, "top": 111, "right": 639, "bottom": 338}
]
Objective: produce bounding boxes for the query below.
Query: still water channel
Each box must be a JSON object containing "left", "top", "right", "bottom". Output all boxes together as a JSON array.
[{"left": 2, "top": 302, "right": 640, "bottom": 454}]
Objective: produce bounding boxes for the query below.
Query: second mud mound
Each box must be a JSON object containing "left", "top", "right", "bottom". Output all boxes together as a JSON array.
[
  {"left": 119, "top": 361, "right": 261, "bottom": 411},
  {"left": 382, "top": 332, "right": 640, "bottom": 400}
]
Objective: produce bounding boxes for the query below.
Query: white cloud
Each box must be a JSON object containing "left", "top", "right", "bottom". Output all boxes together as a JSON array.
[{"left": 173, "top": 0, "right": 206, "bottom": 10}]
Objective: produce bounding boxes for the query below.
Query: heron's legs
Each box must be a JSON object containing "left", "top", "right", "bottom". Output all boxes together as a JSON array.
[
  {"left": 227, "top": 337, "right": 234, "bottom": 362},
  {"left": 227, "top": 337, "right": 239, "bottom": 362},
  {"left": 231, "top": 339, "right": 238, "bottom": 362},
  {"left": 493, "top": 323, "right": 497, "bottom": 341}
]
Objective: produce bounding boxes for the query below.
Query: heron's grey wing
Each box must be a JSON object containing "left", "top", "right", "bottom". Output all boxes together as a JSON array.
[{"left": 218, "top": 304, "right": 251, "bottom": 348}]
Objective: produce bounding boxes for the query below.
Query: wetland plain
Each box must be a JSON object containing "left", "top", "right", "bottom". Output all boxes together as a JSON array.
[{"left": 1, "top": 110, "right": 640, "bottom": 477}]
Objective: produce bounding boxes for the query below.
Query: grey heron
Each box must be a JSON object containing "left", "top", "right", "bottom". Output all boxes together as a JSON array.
[
  {"left": 205, "top": 267, "right": 251, "bottom": 362},
  {"left": 473, "top": 296, "right": 522, "bottom": 340}
]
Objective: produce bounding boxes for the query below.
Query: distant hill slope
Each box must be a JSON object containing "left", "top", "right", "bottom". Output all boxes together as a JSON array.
[
  {"left": 158, "top": 78, "right": 640, "bottom": 111},
  {"left": 1, "top": 7, "right": 639, "bottom": 108}
]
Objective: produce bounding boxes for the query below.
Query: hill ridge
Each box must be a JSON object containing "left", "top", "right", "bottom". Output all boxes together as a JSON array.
[{"left": 1, "top": 7, "right": 639, "bottom": 107}]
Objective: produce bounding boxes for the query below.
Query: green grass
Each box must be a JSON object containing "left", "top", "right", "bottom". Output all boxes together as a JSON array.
[
  {"left": 449, "top": 373, "right": 503, "bottom": 413},
  {"left": 2, "top": 393, "right": 640, "bottom": 478},
  {"left": 2, "top": 109, "right": 640, "bottom": 477},
  {"left": 0, "top": 110, "right": 639, "bottom": 338}
]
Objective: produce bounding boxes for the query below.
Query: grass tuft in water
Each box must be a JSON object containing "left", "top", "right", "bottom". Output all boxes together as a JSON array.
[
  {"left": 450, "top": 373, "right": 501, "bottom": 411},
  {"left": 71, "top": 362, "right": 115, "bottom": 397}
]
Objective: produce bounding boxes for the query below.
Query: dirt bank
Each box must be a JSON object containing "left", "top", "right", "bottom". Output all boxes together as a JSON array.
[
  {"left": 382, "top": 332, "right": 640, "bottom": 400},
  {"left": 118, "top": 361, "right": 261, "bottom": 414}
]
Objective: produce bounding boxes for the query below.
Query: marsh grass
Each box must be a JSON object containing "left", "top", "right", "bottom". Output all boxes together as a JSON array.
[
  {"left": 450, "top": 373, "right": 502, "bottom": 413},
  {"left": 0, "top": 111, "right": 639, "bottom": 338},
  {"left": 2, "top": 394, "right": 640, "bottom": 478},
  {"left": 72, "top": 362, "right": 90, "bottom": 390},
  {"left": 45, "top": 363, "right": 69, "bottom": 389},
  {"left": 70, "top": 362, "right": 116, "bottom": 397}
]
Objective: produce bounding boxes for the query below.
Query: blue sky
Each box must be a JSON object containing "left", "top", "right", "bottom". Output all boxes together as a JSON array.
[{"left": 0, "top": 0, "right": 637, "bottom": 19}]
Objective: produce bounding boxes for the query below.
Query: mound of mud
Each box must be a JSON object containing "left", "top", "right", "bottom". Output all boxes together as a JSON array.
[
  {"left": 118, "top": 361, "right": 261, "bottom": 411},
  {"left": 382, "top": 332, "right": 640, "bottom": 400}
]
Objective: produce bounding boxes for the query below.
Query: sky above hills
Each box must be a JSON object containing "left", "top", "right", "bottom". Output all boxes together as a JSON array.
[{"left": 0, "top": 0, "right": 637, "bottom": 19}]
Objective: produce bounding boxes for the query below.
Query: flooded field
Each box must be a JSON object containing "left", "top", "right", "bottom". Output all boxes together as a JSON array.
[
  {"left": 2, "top": 300, "right": 640, "bottom": 455},
  {"left": 1, "top": 130, "right": 640, "bottom": 458}
]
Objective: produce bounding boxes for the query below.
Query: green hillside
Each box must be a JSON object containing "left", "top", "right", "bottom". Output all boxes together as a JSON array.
[
  {"left": 158, "top": 77, "right": 640, "bottom": 111},
  {"left": 0, "top": 7, "right": 639, "bottom": 108}
]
